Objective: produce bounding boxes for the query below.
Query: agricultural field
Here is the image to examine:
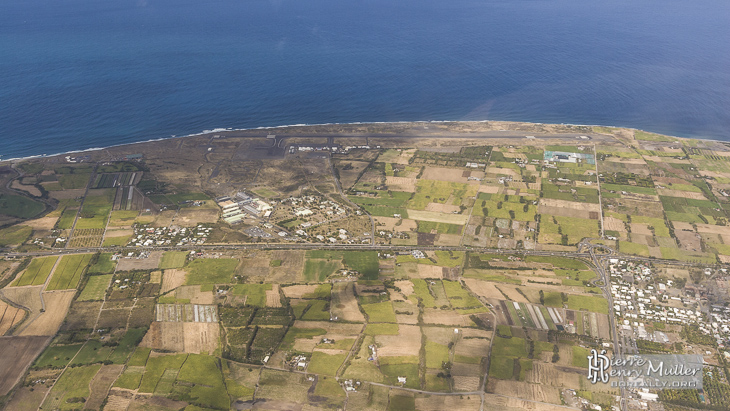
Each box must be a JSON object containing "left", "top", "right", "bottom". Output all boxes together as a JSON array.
[
  {"left": 184, "top": 258, "right": 238, "bottom": 285},
  {"left": 0, "top": 193, "right": 45, "bottom": 219},
  {"left": 46, "top": 254, "right": 93, "bottom": 290},
  {"left": 77, "top": 274, "right": 112, "bottom": 301},
  {"left": 74, "top": 189, "right": 115, "bottom": 229},
  {"left": 0, "top": 225, "right": 32, "bottom": 247},
  {"left": 159, "top": 251, "right": 188, "bottom": 269},
  {"left": 11, "top": 256, "right": 58, "bottom": 287},
  {"left": 5, "top": 125, "right": 730, "bottom": 411}
]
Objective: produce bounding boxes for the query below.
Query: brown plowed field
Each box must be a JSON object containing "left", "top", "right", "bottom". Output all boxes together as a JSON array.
[
  {"left": 116, "top": 251, "right": 163, "bottom": 271},
  {"left": 489, "top": 380, "right": 561, "bottom": 404},
  {"left": 331, "top": 282, "right": 365, "bottom": 322},
  {"left": 0, "top": 300, "right": 25, "bottom": 335},
  {"left": 140, "top": 321, "right": 219, "bottom": 354},
  {"left": 0, "top": 336, "right": 51, "bottom": 396},
  {"left": 422, "top": 309, "right": 468, "bottom": 326},
  {"left": 86, "top": 364, "right": 124, "bottom": 410},
  {"left": 19, "top": 291, "right": 76, "bottom": 336},
  {"left": 1, "top": 286, "right": 43, "bottom": 314},
  {"left": 483, "top": 393, "right": 570, "bottom": 411},
  {"left": 385, "top": 176, "right": 416, "bottom": 192},
  {"left": 374, "top": 324, "right": 421, "bottom": 357},
  {"left": 452, "top": 375, "right": 481, "bottom": 392},
  {"left": 104, "top": 388, "right": 133, "bottom": 411},
  {"left": 282, "top": 284, "right": 319, "bottom": 299},
  {"left": 415, "top": 394, "right": 481, "bottom": 410},
  {"left": 421, "top": 166, "right": 471, "bottom": 183},
  {"left": 266, "top": 284, "right": 282, "bottom": 307},
  {"left": 161, "top": 269, "right": 186, "bottom": 293},
  {"left": 524, "top": 362, "right": 581, "bottom": 388}
]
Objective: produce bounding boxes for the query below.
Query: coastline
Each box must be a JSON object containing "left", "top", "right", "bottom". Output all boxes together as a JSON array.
[{"left": 0, "top": 119, "right": 697, "bottom": 165}]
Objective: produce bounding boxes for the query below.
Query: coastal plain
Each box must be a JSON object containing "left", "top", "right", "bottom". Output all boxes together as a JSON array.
[{"left": 0, "top": 121, "right": 729, "bottom": 410}]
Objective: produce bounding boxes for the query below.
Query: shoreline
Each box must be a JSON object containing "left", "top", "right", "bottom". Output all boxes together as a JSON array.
[{"left": 0, "top": 119, "right": 700, "bottom": 164}]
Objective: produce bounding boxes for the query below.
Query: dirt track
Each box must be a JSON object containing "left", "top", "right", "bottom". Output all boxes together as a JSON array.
[{"left": 19, "top": 290, "right": 75, "bottom": 336}]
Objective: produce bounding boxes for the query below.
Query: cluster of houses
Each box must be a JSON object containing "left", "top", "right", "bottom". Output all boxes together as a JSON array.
[
  {"left": 288, "top": 354, "right": 309, "bottom": 370},
  {"left": 216, "top": 192, "right": 273, "bottom": 224},
  {"left": 129, "top": 224, "right": 210, "bottom": 247},
  {"left": 311, "top": 228, "right": 370, "bottom": 244},
  {"left": 607, "top": 259, "right": 730, "bottom": 345},
  {"left": 278, "top": 195, "right": 347, "bottom": 222}
]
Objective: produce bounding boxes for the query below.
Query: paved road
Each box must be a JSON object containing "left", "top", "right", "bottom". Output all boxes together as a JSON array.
[
  {"left": 3, "top": 241, "right": 725, "bottom": 272},
  {"left": 580, "top": 239, "right": 629, "bottom": 411}
]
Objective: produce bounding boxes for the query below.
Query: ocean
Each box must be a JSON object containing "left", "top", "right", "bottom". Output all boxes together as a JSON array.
[{"left": 1, "top": 0, "right": 729, "bottom": 159}]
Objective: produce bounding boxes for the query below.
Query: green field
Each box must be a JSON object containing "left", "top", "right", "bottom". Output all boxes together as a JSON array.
[
  {"left": 159, "top": 251, "right": 188, "bottom": 269},
  {"left": 300, "top": 299, "right": 330, "bottom": 320},
  {"left": 303, "top": 283, "right": 332, "bottom": 299},
  {"left": 12, "top": 256, "right": 58, "bottom": 286},
  {"left": 75, "top": 189, "right": 115, "bottom": 229},
  {"left": 491, "top": 335, "right": 528, "bottom": 358},
  {"left": 442, "top": 280, "right": 482, "bottom": 309},
  {"left": 108, "top": 328, "right": 148, "bottom": 364},
  {"left": 42, "top": 364, "right": 101, "bottom": 410},
  {"left": 572, "top": 346, "right": 592, "bottom": 368},
  {"left": 388, "top": 395, "right": 416, "bottom": 411},
  {"left": 231, "top": 284, "right": 272, "bottom": 307},
  {"left": 0, "top": 193, "right": 45, "bottom": 219},
  {"left": 660, "top": 247, "right": 717, "bottom": 264},
  {"left": 138, "top": 353, "right": 188, "bottom": 393},
  {"left": 416, "top": 220, "right": 463, "bottom": 234},
  {"left": 57, "top": 208, "right": 78, "bottom": 229},
  {"left": 542, "top": 292, "right": 563, "bottom": 308},
  {"left": 70, "top": 340, "right": 114, "bottom": 365},
  {"left": 175, "top": 354, "right": 230, "bottom": 410},
  {"left": 77, "top": 274, "right": 112, "bottom": 301},
  {"left": 303, "top": 259, "right": 341, "bottom": 282},
  {"left": 280, "top": 327, "right": 327, "bottom": 350},
  {"left": 114, "top": 368, "right": 144, "bottom": 390},
  {"left": 127, "top": 347, "right": 151, "bottom": 366},
  {"left": 108, "top": 210, "right": 139, "bottom": 226},
  {"left": 58, "top": 173, "right": 90, "bottom": 189},
  {"left": 463, "top": 269, "right": 521, "bottom": 284},
  {"left": 308, "top": 352, "right": 347, "bottom": 376},
  {"left": 411, "top": 279, "right": 437, "bottom": 307},
  {"left": 619, "top": 241, "right": 650, "bottom": 257},
  {"left": 342, "top": 251, "right": 380, "bottom": 279},
  {"left": 361, "top": 302, "right": 396, "bottom": 323},
  {"left": 566, "top": 294, "right": 609, "bottom": 314},
  {"left": 473, "top": 199, "right": 536, "bottom": 221},
  {"left": 425, "top": 341, "right": 450, "bottom": 369},
  {"left": 380, "top": 362, "right": 420, "bottom": 389},
  {"left": 409, "top": 180, "right": 477, "bottom": 210},
  {"left": 47, "top": 254, "right": 93, "bottom": 290},
  {"left": 33, "top": 344, "right": 83, "bottom": 369},
  {"left": 0, "top": 225, "right": 32, "bottom": 246},
  {"left": 184, "top": 258, "right": 238, "bottom": 285},
  {"left": 102, "top": 235, "right": 130, "bottom": 246},
  {"left": 87, "top": 253, "right": 116, "bottom": 274},
  {"left": 489, "top": 355, "right": 515, "bottom": 380},
  {"left": 524, "top": 256, "right": 589, "bottom": 270},
  {"left": 364, "top": 323, "right": 399, "bottom": 335}
]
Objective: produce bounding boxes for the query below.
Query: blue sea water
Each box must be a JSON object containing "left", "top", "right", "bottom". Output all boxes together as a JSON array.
[{"left": 1, "top": 0, "right": 730, "bottom": 159}]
